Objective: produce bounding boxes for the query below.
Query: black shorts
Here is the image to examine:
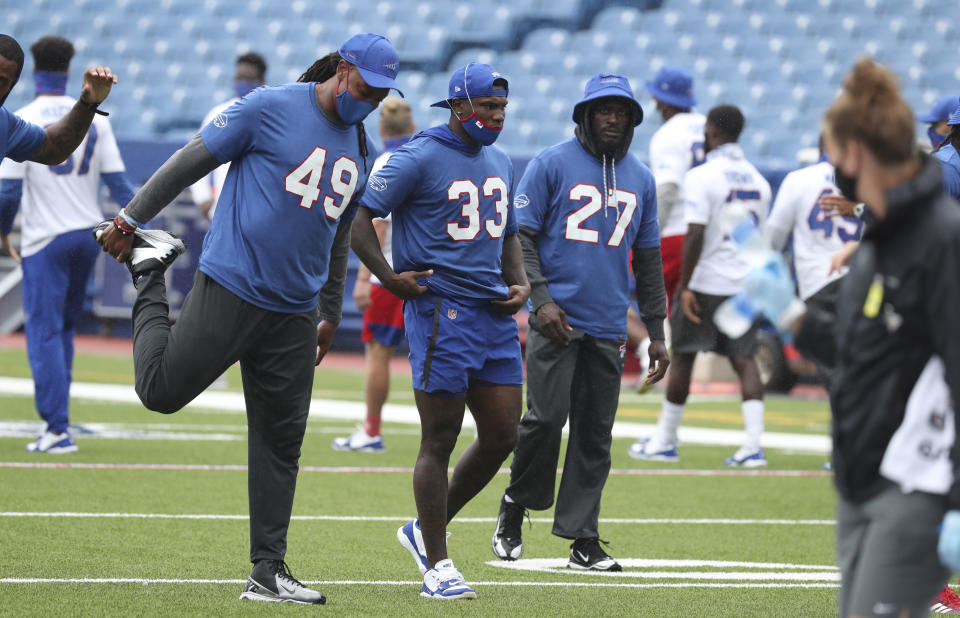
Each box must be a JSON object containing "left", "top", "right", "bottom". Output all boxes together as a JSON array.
[{"left": 670, "top": 291, "right": 758, "bottom": 357}]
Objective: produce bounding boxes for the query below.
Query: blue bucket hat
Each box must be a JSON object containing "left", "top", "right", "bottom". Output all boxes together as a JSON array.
[
  {"left": 338, "top": 33, "right": 403, "bottom": 96},
  {"left": 572, "top": 73, "right": 643, "bottom": 126},
  {"left": 947, "top": 101, "right": 960, "bottom": 126},
  {"left": 644, "top": 66, "right": 696, "bottom": 110},
  {"left": 431, "top": 63, "right": 508, "bottom": 108},
  {"left": 917, "top": 94, "right": 959, "bottom": 123}
]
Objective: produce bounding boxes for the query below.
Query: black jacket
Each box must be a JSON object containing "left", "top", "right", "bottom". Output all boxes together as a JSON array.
[{"left": 797, "top": 153, "right": 960, "bottom": 507}]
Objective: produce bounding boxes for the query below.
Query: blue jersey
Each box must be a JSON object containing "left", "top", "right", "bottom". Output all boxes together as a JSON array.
[
  {"left": 199, "top": 83, "right": 375, "bottom": 313},
  {"left": 360, "top": 124, "right": 517, "bottom": 302},
  {"left": 935, "top": 142, "right": 960, "bottom": 200},
  {"left": 515, "top": 138, "right": 659, "bottom": 339},
  {"left": 1, "top": 107, "right": 44, "bottom": 163}
]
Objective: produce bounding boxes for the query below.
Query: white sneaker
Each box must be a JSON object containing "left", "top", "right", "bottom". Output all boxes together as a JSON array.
[
  {"left": 724, "top": 446, "right": 768, "bottom": 467},
  {"left": 26, "top": 431, "right": 78, "bottom": 454},
  {"left": 331, "top": 427, "right": 384, "bottom": 452},
  {"left": 628, "top": 437, "right": 679, "bottom": 462},
  {"left": 420, "top": 559, "right": 477, "bottom": 600}
]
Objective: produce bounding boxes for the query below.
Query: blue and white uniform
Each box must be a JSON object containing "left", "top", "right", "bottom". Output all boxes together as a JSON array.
[
  {"left": 360, "top": 124, "right": 521, "bottom": 394},
  {"left": 515, "top": 137, "right": 659, "bottom": 339},
  {"left": 199, "top": 83, "right": 375, "bottom": 313},
  {"left": 0, "top": 93, "right": 134, "bottom": 435}
]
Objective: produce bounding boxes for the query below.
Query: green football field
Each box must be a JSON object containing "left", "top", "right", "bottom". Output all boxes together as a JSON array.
[{"left": 0, "top": 346, "right": 844, "bottom": 616}]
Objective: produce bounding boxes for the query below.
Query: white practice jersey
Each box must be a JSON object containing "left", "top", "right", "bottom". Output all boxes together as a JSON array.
[
  {"left": 648, "top": 111, "right": 706, "bottom": 238},
  {"left": 369, "top": 149, "right": 394, "bottom": 286},
  {"left": 188, "top": 98, "right": 237, "bottom": 218},
  {"left": 683, "top": 143, "right": 771, "bottom": 296},
  {"left": 764, "top": 161, "right": 862, "bottom": 300},
  {"left": 0, "top": 95, "right": 125, "bottom": 257}
]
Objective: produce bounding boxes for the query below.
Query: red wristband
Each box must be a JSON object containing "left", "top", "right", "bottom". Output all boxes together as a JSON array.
[{"left": 113, "top": 214, "right": 135, "bottom": 235}]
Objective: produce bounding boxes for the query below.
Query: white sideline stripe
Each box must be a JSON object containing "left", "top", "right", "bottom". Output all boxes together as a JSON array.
[
  {"left": 0, "top": 376, "right": 831, "bottom": 453},
  {"left": 0, "top": 461, "right": 832, "bottom": 478},
  {"left": 0, "top": 512, "right": 836, "bottom": 525},
  {"left": 0, "top": 578, "right": 838, "bottom": 589}
]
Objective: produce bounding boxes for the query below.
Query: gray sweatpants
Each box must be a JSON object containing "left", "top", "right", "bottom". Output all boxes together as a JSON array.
[
  {"left": 505, "top": 323, "right": 624, "bottom": 539},
  {"left": 133, "top": 270, "right": 317, "bottom": 563},
  {"left": 836, "top": 482, "right": 949, "bottom": 617}
]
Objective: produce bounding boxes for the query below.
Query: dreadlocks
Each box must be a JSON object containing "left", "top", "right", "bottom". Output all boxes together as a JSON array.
[{"left": 299, "top": 52, "right": 369, "bottom": 172}]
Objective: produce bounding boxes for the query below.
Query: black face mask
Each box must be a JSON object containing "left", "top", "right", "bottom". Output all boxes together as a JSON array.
[{"left": 834, "top": 167, "right": 858, "bottom": 202}]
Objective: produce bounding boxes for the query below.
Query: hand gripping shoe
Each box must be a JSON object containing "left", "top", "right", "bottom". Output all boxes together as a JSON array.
[
  {"left": 239, "top": 559, "right": 325, "bottom": 605},
  {"left": 94, "top": 221, "right": 186, "bottom": 279}
]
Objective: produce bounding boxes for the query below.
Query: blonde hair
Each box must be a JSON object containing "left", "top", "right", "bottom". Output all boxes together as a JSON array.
[
  {"left": 825, "top": 57, "right": 915, "bottom": 164},
  {"left": 379, "top": 97, "right": 414, "bottom": 137}
]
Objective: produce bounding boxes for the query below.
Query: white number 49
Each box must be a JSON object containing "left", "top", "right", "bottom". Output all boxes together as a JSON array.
[{"left": 285, "top": 146, "right": 359, "bottom": 219}]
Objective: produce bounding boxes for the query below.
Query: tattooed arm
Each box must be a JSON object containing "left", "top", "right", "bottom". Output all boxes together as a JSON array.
[{"left": 29, "top": 65, "right": 117, "bottom": 165}]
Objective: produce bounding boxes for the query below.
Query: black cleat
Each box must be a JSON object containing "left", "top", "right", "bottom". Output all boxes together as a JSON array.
[
  {"left": 239, "top": 559, "right": 326, "bottom": 605},
  {"left": 568, "top": 537, "right": 622, "bottom": 571},
  {"left": 492, "top": 496, "right": 526, "bottom": 560}
]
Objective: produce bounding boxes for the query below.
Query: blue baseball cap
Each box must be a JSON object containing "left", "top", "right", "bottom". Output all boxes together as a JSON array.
[
  {"left": 644, "top": 66, "right": 696, "bottom": 110},
  {"left": 338, "top": 33, "right": 403, "bottom": 96},
  {"left": 949, "top": 103, "right": 960, "bottom": 126},
  {"left": 572, "top": 73, "right": 643, "bottom": 126},
  {"left": 916, "top": 94, "right": 959, "bottom": 123},
  {"left": 430, "top": 63, "right": 508, "bottom": 108}
]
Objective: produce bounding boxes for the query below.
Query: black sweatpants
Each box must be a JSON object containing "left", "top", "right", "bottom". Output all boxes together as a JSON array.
[
  {"left": 133, "top": 270, "right": 317, "bottom": 562},
  {"left": 505, "top": 320, "right": 624, "bottom": 540}
]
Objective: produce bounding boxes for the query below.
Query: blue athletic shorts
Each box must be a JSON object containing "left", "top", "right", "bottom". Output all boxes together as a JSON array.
[{"left": 404, "top": 291, "right": 523, "bottom": 396}]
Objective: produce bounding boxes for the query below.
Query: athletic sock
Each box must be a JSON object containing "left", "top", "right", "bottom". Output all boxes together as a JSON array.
[
  {"left": 742, "top": 399, "right": 764, "bottom": 450},
  {"left": 653, "top": 400, "right": 686, "bottom": 446},
  {"left": 364, "top": 417, "right": 381, "bottom": 437}
]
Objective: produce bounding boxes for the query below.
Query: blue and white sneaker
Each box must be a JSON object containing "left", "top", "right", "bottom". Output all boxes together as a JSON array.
[
  {"left": 724, "top": 446, "right": 768, "bottom": 468},
  {"left": 26, "top": 430, "right": 78, "bottom": 454},
  {"left": 397, "top": 518, "right": 428, "bottom": 575},
  {"left": 628, "top": 437, "right": 679, "bottom": 462},
  {"left": 420, "top": 559, "right": 477, "bottom": 600},
  {"left": 332, "top": 427, "right": 385, "bottom": 453}
]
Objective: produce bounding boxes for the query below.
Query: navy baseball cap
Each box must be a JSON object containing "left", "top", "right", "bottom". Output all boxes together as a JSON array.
[
  {"left": 645, "top": 66, "right": 696, "bottom": 110},
  {"left": 430, "top": 63, "right": 508, "bottom": 108},
  {"left": 338, "top": 33, "right": 403, "bottom": 96},
  {"left": 572, "top": 73, "right": 643, "bottom": 126},
  {"left": 948, "top": 102, "right": 960, "bottom": 126},
  {"left": 916, "top": 94, "right": 959, "bottom": 123}
]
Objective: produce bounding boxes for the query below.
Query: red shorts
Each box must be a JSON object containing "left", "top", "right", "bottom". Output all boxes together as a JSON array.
[
  {"left": 362, "top": 283, "right": 405, "bottom": 347},
  {"left": 660, "top": 234, "right": 684, "bottom": 316}
]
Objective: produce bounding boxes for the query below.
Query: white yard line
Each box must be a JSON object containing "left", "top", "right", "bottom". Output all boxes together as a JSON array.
[
  {"left": 0, "top": 577, "right": 838, "bottom": 588},
  {"left": 0, "top": 511, "right": 835, "bottom": 525},
  {"left": 0, "top": 376, "right": 831, "bottom": 452}
]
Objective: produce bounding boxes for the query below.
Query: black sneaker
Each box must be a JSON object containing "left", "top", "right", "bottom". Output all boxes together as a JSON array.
[
  {"left": 239, "top": 559, "right": 326, "bottom": 605},
  {"left": 568, "top": 537, "right": 622, "bottom": 572},
  {"left": 492, "top": 496, "right": 526, "bottom": 560},
  {"left": 93, "top": 221, "right": 185, "bottom": 279}
]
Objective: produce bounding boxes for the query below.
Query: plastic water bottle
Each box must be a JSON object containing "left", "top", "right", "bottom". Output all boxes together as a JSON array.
[{"left": 714, "top": 293, "right": 760, "bottom": 338}]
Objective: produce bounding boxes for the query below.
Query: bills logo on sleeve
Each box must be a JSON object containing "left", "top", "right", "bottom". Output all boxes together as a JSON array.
[{"left": 369, "top": 175, "right": 387, "bottom": 191}]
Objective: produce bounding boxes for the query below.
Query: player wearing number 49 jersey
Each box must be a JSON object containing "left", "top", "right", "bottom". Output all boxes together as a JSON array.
[
  {"left": 353, "top": 62, "right": 530, "bottom": 600},
  {"left": 95, "top": 33, "right": 403, "bottom": 606}
]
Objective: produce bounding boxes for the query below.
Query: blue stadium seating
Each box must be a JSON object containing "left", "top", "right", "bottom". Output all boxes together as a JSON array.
[{"left": 2, "top": 0, "right": 955, "bottom": 167}]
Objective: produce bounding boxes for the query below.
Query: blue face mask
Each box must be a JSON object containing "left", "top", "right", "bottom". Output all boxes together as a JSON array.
[
  {"left": 335, "top": 73, "right": 376, "bottom": 125},
  {"left": 928, "top": 126, "right": 948, "bottom": 149},
  {"left": 234, "top": 80, "right": 260, "bottom": 99},
  {"left": 458, "top": 99, "right": 502, "bottom": 146}
]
